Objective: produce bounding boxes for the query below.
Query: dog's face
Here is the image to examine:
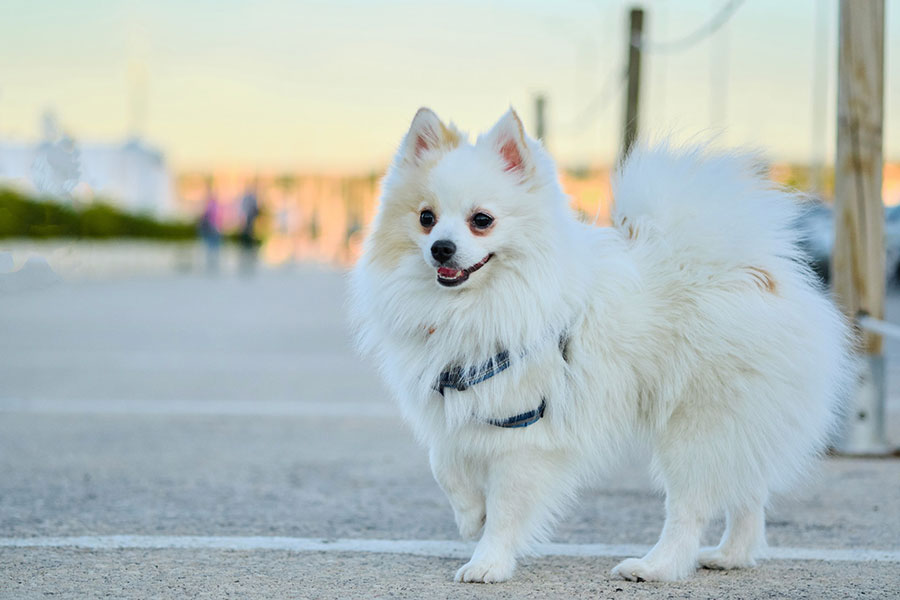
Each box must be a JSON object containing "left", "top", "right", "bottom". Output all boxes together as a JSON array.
[{"left": 369, "top": 107, "right": 550, "bottom": 292}]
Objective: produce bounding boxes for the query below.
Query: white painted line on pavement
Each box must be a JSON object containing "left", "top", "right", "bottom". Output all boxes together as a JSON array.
[
  {"left": 0, "top": 397, "right": 396, "bottom": 418},
  {"left": 1, "top": 536, "right": 898, "bottom": 563}
]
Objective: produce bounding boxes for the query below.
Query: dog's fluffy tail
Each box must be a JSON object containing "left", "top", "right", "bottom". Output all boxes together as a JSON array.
[{"left": 611, "top": 143, "right": 803, "bottom": 268}]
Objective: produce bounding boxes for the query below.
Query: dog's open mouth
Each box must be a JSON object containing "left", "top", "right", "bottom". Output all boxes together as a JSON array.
[{"left": 436, "top": 254, "right": 493, "bottom": 287}]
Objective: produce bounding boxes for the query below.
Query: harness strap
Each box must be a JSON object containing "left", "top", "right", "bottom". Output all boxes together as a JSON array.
[
  {"left": 433, "top": 331, "right": 569, "bottom": 430},
  {"left": 435, "top": 350, "right": 510, "bottom": 396},
  {"left": 485, "top": 398, "right": 546, "bottom": 429}
]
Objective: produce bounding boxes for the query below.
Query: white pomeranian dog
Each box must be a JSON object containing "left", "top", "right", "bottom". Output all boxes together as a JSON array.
[{"left": 349, "top": 107, "right": 855, "bottom": 583}]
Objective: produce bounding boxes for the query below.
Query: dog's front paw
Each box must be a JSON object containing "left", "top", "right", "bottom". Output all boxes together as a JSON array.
[
  {"left": 454, "top": 556, "right": 515, "bottom": 583},
  {"left": 611, "top": 557, "right": 689, "bottom": 582},
  {"left": 455, "top": 507, "right": 486, "bottom": 540},
  {"left": 698, "top": 547, "right": 757, "bottom": 570}
]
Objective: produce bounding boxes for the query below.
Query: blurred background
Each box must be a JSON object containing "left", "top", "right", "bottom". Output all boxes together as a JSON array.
[
  {"left": 2, "top": 4, "right": 900, "bottom": 596},
  {"left": 0, "top": 0, "right": 898, "bottom": 278}
]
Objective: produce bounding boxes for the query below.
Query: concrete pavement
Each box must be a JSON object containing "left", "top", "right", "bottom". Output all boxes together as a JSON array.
[{"left": 1, "top": 267, "right": 898, "bottom": 598}]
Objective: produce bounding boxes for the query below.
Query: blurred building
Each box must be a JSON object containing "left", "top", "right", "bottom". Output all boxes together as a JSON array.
[{"left": 0, "top": 112, "right": 177, "bottom": 217}]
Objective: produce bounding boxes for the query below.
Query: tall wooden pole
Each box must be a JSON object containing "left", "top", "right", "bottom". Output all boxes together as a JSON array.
[
  {"left": 622, "top": 8, "right": 644, "bottom": 159},
  {"left": 833, "top": 0, "right": 887, "bottom": 454}
]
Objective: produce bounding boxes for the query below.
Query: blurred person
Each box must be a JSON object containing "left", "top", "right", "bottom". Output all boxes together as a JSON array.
[
  {"left": 198, "top": 179, "right": 223, "bottom": 273},
  {"left": 239, "top": 179, "right": 261, "bottom": 274}
]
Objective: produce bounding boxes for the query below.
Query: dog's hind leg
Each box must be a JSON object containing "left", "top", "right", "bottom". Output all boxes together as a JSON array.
[
  {"left": 454, "top": 448, "right": 577, "bottom": 583},
  {"left": 699, "top": 499, "right": 767, "bottom": 570}
]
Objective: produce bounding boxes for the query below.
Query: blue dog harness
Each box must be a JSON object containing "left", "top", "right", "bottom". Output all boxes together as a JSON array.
[
  {"left": 434, "top": 334, "right": 569, "bottom": 429},
  {"left": 484, "top": 398, "right": 546, "bottom": 428},
  {"left": 436, "top": 350, "right": 511, "bottom": 395}
]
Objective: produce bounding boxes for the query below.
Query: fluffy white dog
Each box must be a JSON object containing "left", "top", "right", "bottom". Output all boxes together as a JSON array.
[{"left": 350, "top": 107, "right": 854, "bottom": 583}]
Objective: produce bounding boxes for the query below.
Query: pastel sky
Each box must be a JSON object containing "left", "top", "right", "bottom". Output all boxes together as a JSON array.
[{"left": 0, "top": 0, "right": 897, "bottom": 171}]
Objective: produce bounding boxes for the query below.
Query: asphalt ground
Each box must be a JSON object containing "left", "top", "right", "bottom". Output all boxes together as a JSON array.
[{"left": 1, "top": 266, "right": 898, "bottom": 599}]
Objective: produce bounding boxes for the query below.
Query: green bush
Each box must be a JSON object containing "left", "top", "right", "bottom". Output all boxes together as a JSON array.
[{"left": 0, "top": 188, "right": 196, "bottom": 240}]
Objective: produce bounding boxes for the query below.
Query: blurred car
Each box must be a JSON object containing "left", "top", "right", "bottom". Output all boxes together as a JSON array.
[
  {"left": 794, "top": 201, "right": 834, "bottom": 283},
  {"left": 884, "top": 205, "right": 900, "bottom": 283},
  {"left": 794, "top": 201, "right": 900, "bottom": 286}
]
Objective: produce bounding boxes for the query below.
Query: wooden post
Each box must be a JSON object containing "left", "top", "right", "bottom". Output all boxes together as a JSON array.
[
  {"left": 622, "top": 7, "right": 644, "bottom": 159},
  {"left": 832, "top": 0, "right": 888, "bottom": 454},
  {"left": 534, "top": 94, "right": 546, "bottom": 142}
]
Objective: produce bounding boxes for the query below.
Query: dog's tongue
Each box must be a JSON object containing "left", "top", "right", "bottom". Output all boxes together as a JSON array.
[{"left": 438, "top": 266, "right": 462, "bottom": 278}]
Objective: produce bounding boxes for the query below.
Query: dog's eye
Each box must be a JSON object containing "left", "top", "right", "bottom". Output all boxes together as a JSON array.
[
  {"left": 471, "top": 212, "right": 494, "bottom": 229},
  {"left": 419, "top": 210, "right": 436, "bottom": 228}
]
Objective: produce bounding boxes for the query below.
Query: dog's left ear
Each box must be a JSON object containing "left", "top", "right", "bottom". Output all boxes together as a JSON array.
[{"left": 481, "top": 108, "right": 533, "bottom": 178}]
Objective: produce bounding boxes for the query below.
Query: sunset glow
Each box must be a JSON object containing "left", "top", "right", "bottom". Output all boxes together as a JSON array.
[{"left": 1, "top": 0, "right": 898, "bottom": 173}]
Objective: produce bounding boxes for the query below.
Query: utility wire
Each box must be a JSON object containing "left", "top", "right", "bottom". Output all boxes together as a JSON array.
[
  {"left": 560, "top": 64, "right": 628, "bottom": 133},
  {"left": 633, "top": 0, "right": 745, "bottom": 53},
  {"left": 565, "top": 0, "right": 744, "bottom": 131},
  {"left": 561, "top": 1, "right": 743, "bottom": 134}
]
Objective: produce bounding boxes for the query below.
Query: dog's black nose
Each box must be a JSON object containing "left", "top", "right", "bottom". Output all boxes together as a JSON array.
[{"left": 431, "top": 240, "right": 456, "bottom": 264}]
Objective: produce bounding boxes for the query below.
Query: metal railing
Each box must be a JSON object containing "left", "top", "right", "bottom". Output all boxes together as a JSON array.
[{"left": 836, "top": 313, "right": 896, "bottom": 456}]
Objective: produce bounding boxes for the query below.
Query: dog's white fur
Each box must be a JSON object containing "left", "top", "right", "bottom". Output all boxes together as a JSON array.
[{"left": 350, "top": 107, "right": 855, "bottom": 583}]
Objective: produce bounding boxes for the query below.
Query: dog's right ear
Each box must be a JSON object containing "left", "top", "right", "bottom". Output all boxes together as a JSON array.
[{"left": 397, "top": 108, "right": 460, "bottom": 166}]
